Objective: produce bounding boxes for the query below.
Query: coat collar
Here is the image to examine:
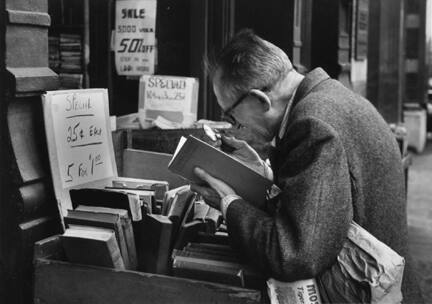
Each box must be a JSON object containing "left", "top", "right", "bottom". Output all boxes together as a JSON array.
[
  {"left": 277, "top": 68, "right": 331, "bottom": 140},
  {"left": 292, "top": 67, "right": 330, "bottom": 108}
]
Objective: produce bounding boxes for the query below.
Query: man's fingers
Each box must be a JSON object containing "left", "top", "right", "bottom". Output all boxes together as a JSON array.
[
  {"left": 190, "top": 183, "right": 211, "bottom": 197},
  {"left": 221, "top": 135, "right": 247, "bottom": 149},
  {"left": 194, "top": 167, "right": 216, "bottom": 185},
  {"left": 190, "top": 183, "right": 220, "bottom": 210}
]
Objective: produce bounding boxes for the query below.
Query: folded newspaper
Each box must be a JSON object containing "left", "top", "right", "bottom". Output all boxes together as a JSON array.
[
  {"left": 267, "top": 221, "right": 405, "bottom": 304},
  {"left": 267, "top": 278, "right": 322, "bottom": 304}
]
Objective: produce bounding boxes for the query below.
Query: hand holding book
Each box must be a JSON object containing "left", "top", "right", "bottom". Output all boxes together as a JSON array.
[
  {"left": 168, "top": 135, "right": 273, "bottom": 209},
  {"left": 220, "top": 136, "right": 271, "bottom": 179},
  {"left": 203, "top": 125, "right": 270, "bottom": 180},
  {"left": 191, "top": 167, "right": 236, "bottom": 211}
]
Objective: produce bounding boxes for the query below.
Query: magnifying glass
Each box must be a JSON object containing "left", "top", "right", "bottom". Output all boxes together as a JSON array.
[
  {"left": 203, "top": 124, "right": 221, "bottom": 142},
  {"left": 203, "top": 124, "right": 235, "bottom": 153}
]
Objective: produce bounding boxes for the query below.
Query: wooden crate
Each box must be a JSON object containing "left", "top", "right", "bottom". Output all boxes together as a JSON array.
[
  {"left": 33, "top": 236, "right": 263, "bottom": 304},
  {"left": 33, "top": 147, "right": 263, "bottom": 303}
]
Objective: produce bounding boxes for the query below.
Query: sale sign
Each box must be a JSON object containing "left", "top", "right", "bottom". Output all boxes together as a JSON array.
[{"left": 115, "top": 0, "right": 157, "bottom": 76}]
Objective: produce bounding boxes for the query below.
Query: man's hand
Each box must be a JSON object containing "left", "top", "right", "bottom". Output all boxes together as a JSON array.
[
  {"left": 222, "top": 135, "right": 270, "bottom": 178},
  {"left": 190, "top": 167, "right": 236, "bottom": 211}
]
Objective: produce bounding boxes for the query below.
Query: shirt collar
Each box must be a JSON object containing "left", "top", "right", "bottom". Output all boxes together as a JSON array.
[{"left": 278, "top": 89, "right": 297, "bottom": 140}]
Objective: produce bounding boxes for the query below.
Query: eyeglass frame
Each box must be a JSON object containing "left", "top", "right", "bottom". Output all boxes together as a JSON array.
[{"left": 222, "top": 86, "right": 269, "bottom": 128}]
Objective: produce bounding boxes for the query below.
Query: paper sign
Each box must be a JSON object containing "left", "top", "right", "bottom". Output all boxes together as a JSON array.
[
  {"left": 48, "top": 90, "right": 114, "bottom": 188},
  {"left": 138, "top": 75, "right": 199, "bottom": 124},
  {"left": 115, "top": 0, "right": 157, "bottom": 75}
]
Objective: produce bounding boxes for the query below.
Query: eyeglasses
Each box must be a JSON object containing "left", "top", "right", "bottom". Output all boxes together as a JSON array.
[
  {"left": 222, "top": 86, "right": 269, "bottom": 129},
  {"left": 222, "top": 91, "right": 250, "bottom": 129}
]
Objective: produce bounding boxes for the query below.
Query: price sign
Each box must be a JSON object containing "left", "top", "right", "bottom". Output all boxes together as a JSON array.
[
  {"left": 45, "top": 89, "right": 115, "bottom": 189},
  {"left": 138, "top": 75, "right": 199, "bottom": 124},
  {"left": 115, "top": 0, "right": 157, "bottom": 76}
]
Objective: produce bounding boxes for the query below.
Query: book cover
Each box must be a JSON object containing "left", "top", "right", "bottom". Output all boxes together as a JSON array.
[
  {"left": 161, "top": 185, "right": 189, "bottom": 216},
  {"left": 204, "top": 207, "right": 222, "bottom": 234},
  {"left": 139, "top": 213, "right": 173, "bottom": 274},
  {"left": 172, "top": 248, "right": 240, "bottom": 264},
  {"left": 172, "top": 255, "right": 244, "bottom": 287},
  {"left": 64, "top": 209, "right": 132, "bottom": 269},
  {"left": 69, "top": 188, "right": 143, "bottom": 221},
  {"left": 173, "top": 248, "right": 264, "bottom": 289},
  {"left": 170, "top": 191, "right": 197, "bottom": 249},
  {"left": 61, "top": 226, "right": 125, "bottom": 269},
  {"left": 196, "top": 231, "right": 230, "bottom": 246},
  {"left": 184, "top": 242, "right": 236, "bottom": 258},
  {"left": 168, "top": 136, "right": 272, "bottom": 209},
  {"left": 103, "top": 187, "right": 155, "bottom": 215},
  {"left": 166, "top": 186, "right": 195, "bottom": 222},
  {"left": 112, "top": 177, "right": 169, "bottom": 203},
  {"left": 193, "top": 200, "right": 210, "bottom": 222},
  {"left": 75, "top": 205, "right": 138, "bottom": 270},
  {"left": 173, "top": 220, "right": 204, "bottom": 250}
]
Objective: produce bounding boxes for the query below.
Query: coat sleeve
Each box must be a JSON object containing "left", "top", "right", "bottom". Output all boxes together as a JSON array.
[{"left": 226, "top": 116, "right": 353, "bottom": 281}]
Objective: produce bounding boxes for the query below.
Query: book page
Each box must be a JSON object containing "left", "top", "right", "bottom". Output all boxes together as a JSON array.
[{"left": 170, "top": 136, "right": 187, "bottom": 163}]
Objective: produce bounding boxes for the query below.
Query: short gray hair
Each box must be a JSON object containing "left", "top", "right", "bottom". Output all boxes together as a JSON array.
[{"left": 206, "top": 29, "right": 292, "bottom": 100}]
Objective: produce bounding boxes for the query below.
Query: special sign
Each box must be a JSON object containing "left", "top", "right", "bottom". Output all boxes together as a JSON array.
[
  {"left": 115, "top": 0, "right": 157, "bottom": 76},
  {"left": 47, "top": 90, "right": 114, "bottom": 189},
  {"left": 138, "top": 75, "right": 199, "bottom": 124}
]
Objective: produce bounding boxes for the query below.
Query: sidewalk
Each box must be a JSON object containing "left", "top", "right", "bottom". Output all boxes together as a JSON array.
[{"left": 407, "top": 141, "right": 432, "bottom": 300}]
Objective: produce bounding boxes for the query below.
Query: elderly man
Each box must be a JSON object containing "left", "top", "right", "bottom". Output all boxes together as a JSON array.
[{"left": 191, "top": 29, "right": 423, "bottom": 303}]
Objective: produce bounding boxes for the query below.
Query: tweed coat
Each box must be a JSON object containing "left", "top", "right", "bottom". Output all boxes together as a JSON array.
[{"left": 225, "top": 68, "right": 423, "bottom": 303}]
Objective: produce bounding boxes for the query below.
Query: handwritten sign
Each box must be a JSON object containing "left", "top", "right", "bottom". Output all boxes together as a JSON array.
[
  {"left": 138, "top": 75, "right": 199, "bottom": 124},
  {"left": 115, "top": 0, "right": 157, "bottom": 76},
  {"left": 45, "top": 89, "right": 115, "bottom": 189}
]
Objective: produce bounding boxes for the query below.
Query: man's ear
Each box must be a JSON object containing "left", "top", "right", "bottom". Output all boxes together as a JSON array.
[{"left": 249, "top": 89, "right": 271, "bottom": 112}]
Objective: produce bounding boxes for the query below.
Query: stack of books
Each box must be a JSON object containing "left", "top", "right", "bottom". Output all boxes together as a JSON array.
[
  {"left": 61, "top": 205, "right": 137, "bottom": 270},
  {"left": 192, "top": 200, "right": 223, "bottom": 234},
  {"left": 48, "top": 36, "right": 60, "bottom": 72},
  {"left": 138, "top": 185, "right": 197, "bottom": 274},
  {"left": 62, "top": 178, "right": 171, "bottom": 271},
  {"left": 58, "top": 73, "right": 83, "bottom": 89},
  {"left": 58, "top": 33, "right": 83, "bottom": 89},
  {"left": 62, "top": 225, "right": 125, "bottom": 269},
  {"left": 66, "top": 180, "right": 201, "bottom": 276},
  {"left": 172, "top": 242, "right": 265, "bottom": 290},
  {"left": 59, "top": 33, "right": 82, "bottom": 73}
]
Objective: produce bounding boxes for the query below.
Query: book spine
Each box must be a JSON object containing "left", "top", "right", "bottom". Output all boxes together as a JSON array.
[
  {"left": 122, "top": 216, "right": 138, "bottom": 269},
  {"left": 115, "top": 220, "right": 131, "bottom": 270},
  {"left": 174, "top": 249, "right": 240, "bottom": 264},
  {"left": 204, "top": 207, "right": 222, "bottom": 234},
  {"left": 172, "top": 256, "right": 243, "bottom": 287},
  {"left": 107, "top": 235, "right": 126, "bottom": 270}
]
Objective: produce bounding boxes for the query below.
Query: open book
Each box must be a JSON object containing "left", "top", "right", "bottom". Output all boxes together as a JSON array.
[{"left": 168, "top": 135, "right": 272, "bottom": 209}]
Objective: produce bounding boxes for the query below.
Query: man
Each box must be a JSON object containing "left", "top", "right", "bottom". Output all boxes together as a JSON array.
[{"left": 191, "top": 29, "right": 423, "bottom": 303}]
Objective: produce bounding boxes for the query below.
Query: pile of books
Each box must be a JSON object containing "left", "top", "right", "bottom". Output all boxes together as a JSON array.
[
  {"left": 59, "top": 33, "right": 82, "bottom": 73},
  {"left": 48, "top": 33, "right": 83, "bottom": 89},
  {"left": 58, "top": 175, "right": 265, "bottom": 292},
  {"left": 62, "top": 205, "right": 136, "bottom": 270},
  {"left": 58, "top": 73, "right": 83, "bottom": 90},
  {"left": 60, "top": 180, "right": 202, "bottom": 274},
  {"left": 172, "top": 242, "right": 265, "bottom": 289},
  {"left": 48, "top": 36, "right": 60, "bottom": 72}
]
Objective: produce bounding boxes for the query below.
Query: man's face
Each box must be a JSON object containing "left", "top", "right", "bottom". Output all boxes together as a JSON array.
[{"left": 213, "top": 74, "right": 273, "bottom": 141}]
